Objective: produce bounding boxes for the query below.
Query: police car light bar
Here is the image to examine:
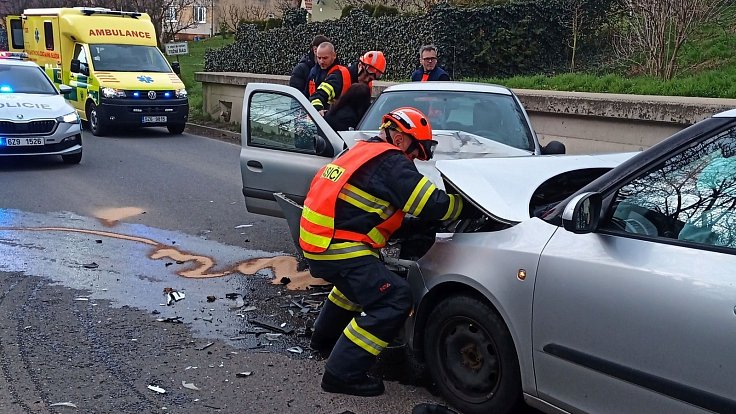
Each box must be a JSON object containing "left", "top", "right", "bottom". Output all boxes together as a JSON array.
[{"left": 0, "top": 51, "right": 29, "bottom": 60}]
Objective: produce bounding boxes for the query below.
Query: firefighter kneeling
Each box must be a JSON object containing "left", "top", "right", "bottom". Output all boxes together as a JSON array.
[{"left": 300, "top": 107, "right": 464, "bottom": 396}]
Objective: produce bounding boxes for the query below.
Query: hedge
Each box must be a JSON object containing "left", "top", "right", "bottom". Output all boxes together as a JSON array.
[{"left": 204, "top": 1, "right": 618, "bottom": 80}]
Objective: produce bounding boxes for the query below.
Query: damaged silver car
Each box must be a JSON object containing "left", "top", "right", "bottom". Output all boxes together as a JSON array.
[{"left": 240, "top": 82, "right": 736, "bottom": 414}]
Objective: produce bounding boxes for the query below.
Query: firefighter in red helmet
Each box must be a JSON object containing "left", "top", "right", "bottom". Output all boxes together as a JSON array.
[
  {"left": 309, "top": 50, "right": 386, "bottom": 113},
  {"left": 301, "top": 107, "right": 463, "bottom": 396}
]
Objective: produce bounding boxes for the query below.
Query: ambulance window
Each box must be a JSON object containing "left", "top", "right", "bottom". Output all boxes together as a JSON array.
[
  {"left": 44, "top": 21, "right": 54, "bottom": 51},
  {"left": 10, "top": 19, "right": 24, "bottom": 49},
  {"left": 73, "top": 44, "right": 88, "bottom": 74}
]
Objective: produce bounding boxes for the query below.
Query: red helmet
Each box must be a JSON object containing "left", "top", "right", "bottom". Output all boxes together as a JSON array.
[
  {"left": 381, "top": 107, "right": 437, "bottom": 161},
  {"left": 360, "top": 51, "right": 386, "bottom": 78}
]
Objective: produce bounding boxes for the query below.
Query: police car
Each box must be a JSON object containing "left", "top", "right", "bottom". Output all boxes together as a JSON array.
[{"left": 0, "top": 51, "right": 82, "bottom": 163}]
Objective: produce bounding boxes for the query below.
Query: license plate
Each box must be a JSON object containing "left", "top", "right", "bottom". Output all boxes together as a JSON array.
[
  {"left": 5, "top": 137, "right": 44, "bottom": 146},
  {"left": 142, "top": 116, "right": 167, "bottom": 123}
]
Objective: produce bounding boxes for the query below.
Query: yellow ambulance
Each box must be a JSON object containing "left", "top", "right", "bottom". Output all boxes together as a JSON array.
[{"left": 5, "top": 8, "right": 188, "bottom": 136}]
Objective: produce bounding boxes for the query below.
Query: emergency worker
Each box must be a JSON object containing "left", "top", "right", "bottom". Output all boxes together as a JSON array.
[
  {"left": 310, "top": 50, "right": 386, "bottom": 113},
  {"left": 305, "top": 42, "right": 341, "bottom": 98},
  {"left": 290, "top": 35, "right": 330, "bottom": 97},
  {"left": 300, "top": 107, "right": 464, "bottom": 396},
  {"left": 411, "top": 44, "right": 450, "bottom": 82}
]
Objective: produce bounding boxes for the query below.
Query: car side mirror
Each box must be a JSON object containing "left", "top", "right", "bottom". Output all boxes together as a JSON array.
[
  {"left": 58, "top": 84, "right": 73, "bottom": 96},
  {"left": 172, "top": 61, "right": 181, "bottom": 75},
  {"left": 70, "top": 59, "right": 81, "bottom": 73},
  {"left": 542, "top": 140, "right": 566, "bottom": 155},
  {"left": 562, "top": 192, "right": 602, "bottom": 234},
  {"left": 314, "top": 134, "right": 334, "bottom": 158}
]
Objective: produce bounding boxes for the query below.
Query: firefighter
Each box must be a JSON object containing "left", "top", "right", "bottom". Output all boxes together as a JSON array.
[
  {"left": 309, "top": 50, "right": 386, "bottom": 113},
  {"left": 305, "top": 42, "right": 342, "bottom": 98},
  {"left": 301, "top": 107, "right": 464, "bottom": 396}
]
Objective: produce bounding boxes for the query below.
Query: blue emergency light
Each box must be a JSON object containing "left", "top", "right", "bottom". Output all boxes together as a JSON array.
[
  {"left": 0, "top": 51, "right": 29, "bottom": 60},
  {"left": 132, "top": 91, "right": 140, "bottom": 98},
  {"left": 0, "top": 85, "right": 13, "bottom": 93},
  {"left": 164, "top": 92, "right": 171, "bottom": 98}
]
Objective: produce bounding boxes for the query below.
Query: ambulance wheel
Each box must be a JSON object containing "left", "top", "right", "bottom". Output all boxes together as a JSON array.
[
  {"left": 62, "top": 151, "right": 82, "bottom": 164},
  {"left": 167, "top": 123, "right": 186, "bottom": 135},
  {"left": 87, "top": 102, "right": 107, "bottom": 136}
]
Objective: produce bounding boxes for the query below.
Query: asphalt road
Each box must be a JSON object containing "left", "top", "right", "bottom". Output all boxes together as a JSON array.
[{"left": 0, "top": 127, "right": 541, "bottom": 414}]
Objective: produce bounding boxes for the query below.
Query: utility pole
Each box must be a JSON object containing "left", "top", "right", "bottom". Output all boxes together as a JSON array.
[{"left": 210, "top": 0, "right": 214, "bottom": 37}]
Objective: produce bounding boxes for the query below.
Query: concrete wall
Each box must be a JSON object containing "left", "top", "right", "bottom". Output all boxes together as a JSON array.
[{"left": 195, "top": 71, "right": 736, "bottom": 154}]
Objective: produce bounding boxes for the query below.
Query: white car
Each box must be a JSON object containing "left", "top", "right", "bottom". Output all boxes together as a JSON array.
[{"left": 0, "top": 52, "right": 82, "bottom": 163}]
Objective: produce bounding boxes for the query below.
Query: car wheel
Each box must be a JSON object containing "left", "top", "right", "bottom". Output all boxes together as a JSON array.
[
  {"left": 424, "top": 295, "right": 521, "bottom": 414},
  {"left": 167, "top": 123, "right": 186, "bottom": 135},
  {"left": 87, "top": 102, "right": 107, "bottom": 137},
  {"left": 61, "top": 151, "right": 82, "bottom": 164}
]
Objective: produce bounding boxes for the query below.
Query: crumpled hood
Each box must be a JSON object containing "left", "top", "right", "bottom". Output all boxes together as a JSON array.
[{"left": 0, "top": 93, "right": 73, "bottom": 120}]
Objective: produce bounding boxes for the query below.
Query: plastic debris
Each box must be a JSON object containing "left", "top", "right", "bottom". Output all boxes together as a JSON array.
[
  {"left": 240, "top": 306, "right": 257, "bottom": 312},
  {"left": 181, "top": 381, "right": 200, "bottom": 391},
  {"left": 74, "top": 297, "right": 89, "bottom": 301},
  {"left": 229, "top": 297, "right": 245, "bottom": 310},
  {"left": 50, "top": 402, "right": 77, "bottom": 408},
  {"left": 163, "top": 288, "right": 185, "bottom": 306},
  {"left": 147, "top": 385, "right": 166, "bottom": 394},
  {"left": 287, "top": 346, "right": 304, "bottom": 354},
  {"left": 95, "top": 240, "right": 102, "bottom": 244},
  {"left": 206, "top": 296, "right": 217, "bottom": 302},
  {"left": 202, "top": 317, "right": 213, "bottom": 322},
  {"left": 82, "top": 262, "right": 99, "bottom": 269},
  {"left": 225, "top": 293, "right": 240, "bottom": 299},
  {"left": 234, "top": 224, "right": 253, "bottom": 229},
  {"left": 235, "top": 371, "right": 253, "bottom": 377},
  {"left": 249, "top": 318, "right": 294, "bottom": 334},
  {"left": 264, "top": 333, "right": 282, "bottom": 341},
  {"left": 196, "top": 342, "right": 214, "bottom": 351},
  {"left": 156, "top": 316, "right": 183, "bottom": 324}
]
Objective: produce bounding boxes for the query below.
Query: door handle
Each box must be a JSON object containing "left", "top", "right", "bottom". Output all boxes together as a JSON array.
[{"left": 246, "top": 160, "right": 263, "bottom": 171}]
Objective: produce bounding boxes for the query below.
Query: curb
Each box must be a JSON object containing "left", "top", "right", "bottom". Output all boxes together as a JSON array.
[{"left": 185, "top": 122, "right": 240, "bottom": 144}]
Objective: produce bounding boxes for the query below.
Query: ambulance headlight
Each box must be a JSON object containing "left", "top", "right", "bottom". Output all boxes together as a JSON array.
[
  {"left": 102, "top": 87, "right": 127, "bottom": 98},
  {"left": 58, "top": 111, "right": 80, "bottom": 124},
  {"left": 175, "top": 88, "right": 188, "bottom": 98}
]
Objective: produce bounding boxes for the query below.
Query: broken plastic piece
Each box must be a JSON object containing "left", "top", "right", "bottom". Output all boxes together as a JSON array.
[
  {"left": 147, "top": 385, "right": 166, "bottom": 394},
  {"left": 196, "top": 342, "right": 214, "bottom": 351},
  {"left": 74, "top": 297, "right": 89, "bottom": 301},
  {"left": 181, "top": 381, "right": 200, "bottom": 391},
  {"left": 156, "top": 316, "right": 183, "bottom": 324},
  {"left": 249, "top": 318, "right": 294, "bottom": 334},
  {"left": 82, "top": 262, "right": 99, "bottom": 269},
  {"left": 235, "top": 371, "right": 253, "bottom": 377},
  {"left": 207, "top": 296, "right": 217, "bottom": 302},
  {"left": 163, "top": 288, "right": 186, "bottom": 306},
  {"left": 225, "top": 293, "right": 240, "bottom": 299},
  {"left": 234, "top": 224, "right": 253, "bottom": 229},
  {"left": 287, "top": 346, "right": 304, "bottom": 354},
  {"left": 50, "top": 402, "right": 78, "bottom": 408},
  {"left": 264, "top": 333, "right": 282, "bottom": 341}
]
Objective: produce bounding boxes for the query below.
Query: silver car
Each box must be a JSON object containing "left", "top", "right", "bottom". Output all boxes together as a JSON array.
[
  {"left": 0, "top": 52, "right": 82, "bottom": 164},
  {"left": 241, "top": 83, "right": 736, "bottom": 413}
]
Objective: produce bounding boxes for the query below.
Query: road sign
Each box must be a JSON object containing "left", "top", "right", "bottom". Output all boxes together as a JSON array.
[{"left": 165, "top": 42, "right": 189, "bottom": 56}]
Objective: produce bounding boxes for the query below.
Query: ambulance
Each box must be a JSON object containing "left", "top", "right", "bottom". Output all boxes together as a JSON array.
[{"left": 5, "top": 8, "right": 189, "bottom": 136}]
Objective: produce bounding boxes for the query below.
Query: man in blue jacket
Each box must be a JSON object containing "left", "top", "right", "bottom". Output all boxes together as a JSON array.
[
  {"left": 290, "top": 35, "right": 330, "bottom": 97},
  {"left": 410, "top": 44, "right": 451, "bottom": 82}
]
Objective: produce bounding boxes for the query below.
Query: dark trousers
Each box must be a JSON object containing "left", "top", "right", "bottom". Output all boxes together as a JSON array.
[{"left": 307, "top": 255, "right": 412, "bottom": 381}]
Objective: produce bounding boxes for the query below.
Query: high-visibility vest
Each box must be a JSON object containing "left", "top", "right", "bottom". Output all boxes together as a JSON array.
[
  {"left": 308, "top": 64, "right": 352, "bottom": 98},
  {"left": 421, "top": 73, "right": 429, "bottom": 82},
  {"left": 299, "top": 141, "right": 405, "bottom": 256}
]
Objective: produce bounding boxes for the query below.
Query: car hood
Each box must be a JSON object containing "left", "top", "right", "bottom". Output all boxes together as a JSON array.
[
  {"left": 436, "top": 152, "right": 638, "bottom": 223},
  {"left": 0, "top": 93, "right": 72, "bottom": 120},
  {"left": 94, "top": 71, "right": 185, "bottom": 89}
]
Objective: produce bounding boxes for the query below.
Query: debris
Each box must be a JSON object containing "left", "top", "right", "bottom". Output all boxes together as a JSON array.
[
  {"left": 229, "top": 336, "right": 248, "bottom": 340},
  {"left": 287, "top": 346, "right": 304, "bottom": 354},
  {"left": 163, "top": 288, "right": 185, "bottom": 306},
  {"left": 280, "top": 277, "right": 291, "bottom": 285},
  {"left": 234, "top": 224, "right": 253, "bottom": 229},
  {"left": 196, "top": 342, "right": 214, "bottom": 351},
  {"left": 235, "top": 372, "right": 253, "bottom": 377},
  {"left": 181, "top": 381, "right": 200, "bottom": 391},
  {"left": 95, "top": 240, "right": 102, "bottom": 244},
  {"left": 147, "top": 385, "right": 166, "bottom": 394},
  {"left": 206, "top": 296, "right": 217, "bottom": 302},
  {"left": 249, "top": 318, "right": 294, "bottom": 334},
  {"left": 165, "top": 262, "right": 173, "bottom": 267},
  {"left": 225, "top": 293, "right": 240, "bottom": 299},
  {"left": 229, "top": 297, "right": 245, "bottom": 310},
  {"left": 82, "top": 262, "right": 99, "bottom": 269},
  {"left": 74, "top": 297, "right": 89, "bottom": 301},
  {"left": 264, "top": 333, "right": 282, "bottom": 341},
  {"left": 151, "top": 310, "right": 160, "bottom": 315},
  {"left": 50, "top": 402, "right": 77, "bottom": 408},
  {"left": 240, "top": 305, "right": 257, "bottom": 312},
  {"left": 280, "top": 322, "right": 287, "bottom": 328},
  {"left": 156, "top": 317, "right": 183, "bottom": 324},
  {"left": 202, "top": 317, "right": 213, "bottom": 322}
]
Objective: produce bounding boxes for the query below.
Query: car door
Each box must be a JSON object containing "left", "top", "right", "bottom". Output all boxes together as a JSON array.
[
  {"left": 240, "top": 83, "right": 345, "bottom": 217},
  {"left": 533, "top": 124, "right": 736, "bottom": 413}
]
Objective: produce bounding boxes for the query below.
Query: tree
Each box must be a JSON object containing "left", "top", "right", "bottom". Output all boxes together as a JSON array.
[
  {"left": 615, "top": 0, "right": 732, "bottom": 80},
  {"left": 218, "top": 3, "right": 270, "bottom": 33}
]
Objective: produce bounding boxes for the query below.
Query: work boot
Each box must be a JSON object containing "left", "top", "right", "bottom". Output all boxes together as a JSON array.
[{"left": 321, "top": 370, "right": 385, "bottom": 397}]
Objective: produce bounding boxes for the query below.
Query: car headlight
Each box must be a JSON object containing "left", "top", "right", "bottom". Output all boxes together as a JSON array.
[
  {"left": 175, "top": 88, "right": 188, "bottom": 98},
  {"left": 58, "top": 111, "right": 80, "bottom": 124},
  {"left": 102, "top": 87, "right": 126, "bottom": 98}
]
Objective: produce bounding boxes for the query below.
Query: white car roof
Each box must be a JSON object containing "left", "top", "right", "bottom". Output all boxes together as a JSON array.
[
  {"left": 381, "top": 81, "right": 513, "bottom": 96},
  {"left": 0, "top": 59, "right": 39, "bottom": 68}
]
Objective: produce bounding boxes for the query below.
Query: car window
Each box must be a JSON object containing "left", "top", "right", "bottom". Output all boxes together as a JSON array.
[
  {"left": 603, "top": 126, "right": 736, "bottom": 250},
  {"left": 248, "top": 91, "right": 325, "bottom": 154},
  {"left": 359, "top": 90, "right": 535, "bottom": 151},
  {"left": 0, "top": 65, "right": 57, "bottom": 95},
  {"left": 72, "top": 43, "right": 89, "bottom": 74}
]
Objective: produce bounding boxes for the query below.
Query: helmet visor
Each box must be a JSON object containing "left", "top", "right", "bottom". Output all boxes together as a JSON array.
[
  {"left": 364, "top": 64, "right": 383, "bottom": 79},
  {"left": 409, "top": 138, "right": 438, "bottom": 161}
]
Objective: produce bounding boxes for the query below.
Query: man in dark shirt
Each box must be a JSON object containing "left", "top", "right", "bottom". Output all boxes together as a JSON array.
[
  {"left": 289, "top": 34, "right": 330, "bottom": 97},
  {"left": 411, "top": 44, "right": 451, "bottom": 82}
]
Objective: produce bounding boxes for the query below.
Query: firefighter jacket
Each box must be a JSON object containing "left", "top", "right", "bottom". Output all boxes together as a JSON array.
[
  {"left": 411, "top": 66, "right": 451, "bottom": 82},
  {"left": 307, "top": 60, "right": 346, "bottom": 98},
  {"left": 299, "top": 138, "right": 464, "bottom": 261},
  {"left": 310, "top": 62, "right": 372, "bottom": 111}
]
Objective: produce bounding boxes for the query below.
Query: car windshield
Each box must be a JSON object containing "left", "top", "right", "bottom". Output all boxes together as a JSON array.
[
  {"left": 0, "top": 65, "right": 58, "bottom": 95},
  {"left": 359, "top": 90, "right": 536, "bottom": 152},
  {"left": 89, "top": 44, "right": 171, "bottom": 72}
]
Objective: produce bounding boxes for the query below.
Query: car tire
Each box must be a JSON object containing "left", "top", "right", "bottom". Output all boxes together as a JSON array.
[
  {"left": 87, "top": 102, "right": 107, "bottom": 137},
  {"left": 167, "top": 123, "right": 186, "bottom": 135},
  {"left": 424, "top": 295, "right": 521, "bottom": 414},
  {"left": 61, "top": 151, "right": 82, "bottom": 164}
]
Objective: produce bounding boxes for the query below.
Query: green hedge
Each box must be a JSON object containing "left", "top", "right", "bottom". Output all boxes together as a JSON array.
[{"left": 204, "top": 1, "right": 617, "bottom": 80}]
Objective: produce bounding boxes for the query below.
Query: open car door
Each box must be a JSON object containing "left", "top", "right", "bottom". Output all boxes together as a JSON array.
[{"left": 240, "top": 83, "right": 346, "bottom": 218}]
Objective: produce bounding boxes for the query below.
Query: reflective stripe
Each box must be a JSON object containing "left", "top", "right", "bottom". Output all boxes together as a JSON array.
[
  {"left": 441, "top": 194, "right": 464, "bottom": 220},
  {"left": 366, "top": 227, "right": 386, "bottom": 246},
  {"left": 302, "top": 206, "right": 334, "bottom": 228},
  {"left": 299, "top": 227, "right": 332, "bottom": 249},
  {"left": 338, "top": 184, "right": 394, "bottom": 219},
  {"left": 311, "top": 98, "right": 323, "bottom": 109},
  {"left": 404, "top": 177, "right": 437, "bottom": 216},
  {"left": 344, "top": 318, "right": 387, "bottom": 356},
  {"left": 320, "top": 82, "right": 336, "bottom": 101},
  {"left": 303, "top": 242, "right": 379, "bottom": 260},
  {"left": 328, "top": 287, "right": 362, "bottom": 312}
]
